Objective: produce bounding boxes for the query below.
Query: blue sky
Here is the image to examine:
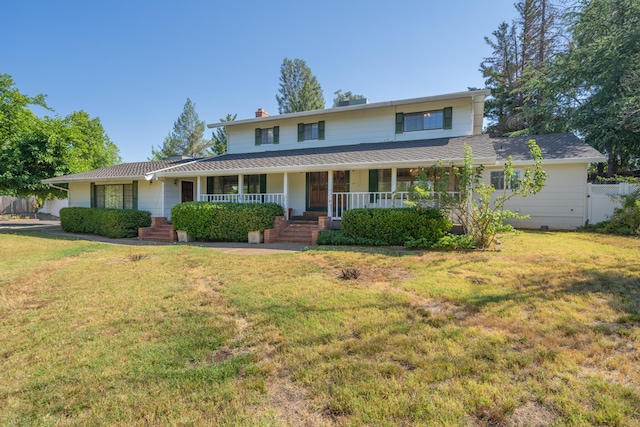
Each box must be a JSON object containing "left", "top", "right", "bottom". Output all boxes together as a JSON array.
[{"left": 3, "top": 0, "right": 518, "bottom": 163}]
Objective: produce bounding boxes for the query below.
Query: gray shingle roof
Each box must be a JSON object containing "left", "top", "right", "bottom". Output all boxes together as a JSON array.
[
  {"left": 490, "top": 133, "right": 605, "bottom": 162},
  {"left": 161, "top": 136, "right": 498, "bottom": 175},
  {"left": 42, "top": 133, "right": 605, "bottom": 183},
  {"left": 42, "top": 159, "right": 196, "bottom": 183}
]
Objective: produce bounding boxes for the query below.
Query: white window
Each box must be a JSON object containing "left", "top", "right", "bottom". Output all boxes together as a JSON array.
[{"left": 490, "top": 171, "right": 520, "bottom": 190}]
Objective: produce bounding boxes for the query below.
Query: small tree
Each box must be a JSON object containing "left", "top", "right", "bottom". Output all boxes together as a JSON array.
[
  {"left": 209, "top": 113, "right": 236, "bottom": 156},
  {"left": 410, "top": 140, "right": 547, "bottom": 249},
  {"left": 333, "top": 90, "right": 365, "bottom": 107},
  {"left": 150, "top": 98, "right": 210, "bottom": 160}
]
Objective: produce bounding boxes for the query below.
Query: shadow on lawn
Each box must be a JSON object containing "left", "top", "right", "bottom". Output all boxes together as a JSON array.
[{"left": 465, "top": 264, "right": 640, "bottom": 318}]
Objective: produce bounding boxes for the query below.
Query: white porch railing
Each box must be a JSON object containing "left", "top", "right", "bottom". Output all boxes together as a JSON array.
[
  {"left": 332, "top": 191, "right": 461, "bottom": 219},
  {"left": 200, "top": 193, "right": 285, "bottom": 205}
]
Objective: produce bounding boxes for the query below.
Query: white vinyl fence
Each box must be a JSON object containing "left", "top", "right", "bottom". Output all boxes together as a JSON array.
[{"left": 587, "top": 183, "right": 639, "bottom": 224}]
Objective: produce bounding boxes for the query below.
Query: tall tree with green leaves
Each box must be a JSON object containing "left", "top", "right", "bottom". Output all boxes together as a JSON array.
[
  {"left": 481, "top": 0, "right": 567, "bottom": 136},
  {"left": 0, "top": 74, "right": 120, "bottom": 199},
  {"left": 210, "top": 113, "right": 236, "bottom": 155},
  {"left": 557, "top": 0, "right": 640, "bottom": 175},
  {"left": 276, "top": 58, "right": 325, "bottom": 114},
  {"left": 151, "top": 98, "right": 210, "bottom": 160},
  {"left": 332, "top": 90, "right": 365, "bottom": 107}
]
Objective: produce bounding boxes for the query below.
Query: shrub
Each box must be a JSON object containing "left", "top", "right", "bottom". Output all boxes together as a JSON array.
[
  {"left": 60, "top": 207, "right": 151, "bottom": 238},
  {"left": 592, "top": 194, "right": 640, "bottom": 236},
  {"left": 171, "top": 202, "right": 284, "bottom": 242},
  {"left": 316, "top": 230, "right": 389, "bottom": 246},
  {"left": 404, "top": 233, "right": 476, "bottom": 249},
  {"left": 341, "top": 207, "right": 452, "bottom": 246}
]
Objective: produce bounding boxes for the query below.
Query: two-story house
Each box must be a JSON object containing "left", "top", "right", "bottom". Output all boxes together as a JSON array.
[{"left": 43, "top": 89, "right": 605, "bottom": 242}]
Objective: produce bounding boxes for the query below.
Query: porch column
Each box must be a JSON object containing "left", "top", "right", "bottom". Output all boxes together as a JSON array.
[
  {"left": 327, "top": 170, "right": 333, "bottom": 219},
  {"left": 238, "top": 174, "right": 244, "bottom": 203},
  {"left": 283, "top": 172, "right": 289, "bottom": 220},
  {"left": 391, "top": 168, "right": 398, "bottom": 192},
  {"left": 160, "top": 180, "right": 165, "bottom": 217},
  {"left": 196, "top": 176, "right": 201, "bottom": 202}
]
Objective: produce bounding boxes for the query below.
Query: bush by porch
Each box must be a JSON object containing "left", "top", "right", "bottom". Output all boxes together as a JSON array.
[{"left": 170, "top": 202, "right": 284, "bottom": 242}]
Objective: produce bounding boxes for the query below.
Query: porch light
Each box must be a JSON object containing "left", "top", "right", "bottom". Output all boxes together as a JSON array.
[{"left": 174, "top": 179, "right": 178, "bottom": 185}]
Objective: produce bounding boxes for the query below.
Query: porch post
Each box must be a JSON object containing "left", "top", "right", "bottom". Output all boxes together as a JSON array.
[
  {"left": 327, "top": 170, "right": 333, "bottom": 219},
  {"left": 283, "top": 172, "right": 289, "bottom": 220},
  {"left": 196, "top": 176, "right": 201, "bottom": 202},
  {"left": 161, "top": 180, "right": 165, "bottom": 217},
  {"left": 238, "top": 174, "right": 244, "bottom": 203},
  {"left": 391, "top": 167, "right": 397, "bottom": 207}
]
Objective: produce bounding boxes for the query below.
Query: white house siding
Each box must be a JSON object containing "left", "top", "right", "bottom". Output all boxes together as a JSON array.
[
  {"left": 483, "top": 163, "right": 588, "bottom": 230},
  {"left": 69, "top": 182, "right": 91, "bottom": 208},
  {"left": 138, "top": 180, "right": 163, "bottom": 217},
  {"left": 348, "top": 169, "right": 369, "bottom": 193},
  {"left": 287, "top": 172, "right": 306, "bottom": 216},
  {"left": 228, "top": 99, "right": 473, "bottom": 155},
  {"left": 40, "top": 198, "right": 68, "bottom": 217},
  {"left": 164, "top": 180, "right": 180, "bottom": 219}
]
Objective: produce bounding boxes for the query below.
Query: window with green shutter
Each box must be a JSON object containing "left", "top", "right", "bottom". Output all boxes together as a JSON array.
[
  {"left": 398, "top": 107, "right": 452, "bottom": 132},
  {"left": 256, "top": 127, "right": 279, "bottom": 145},
  {"left": 298, "top": 122, "right": 324, "bottom": 141}
]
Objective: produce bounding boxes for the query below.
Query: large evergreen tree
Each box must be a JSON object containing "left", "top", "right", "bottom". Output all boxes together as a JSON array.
[
  {"left": 481, "top": 0, "right": 566, "bottom": 136},
  {"left": 151, "top": 98, "right": 210, "bottom": 160},
  {"left": 558, "top": 0, "right": 640, "bottom": 174},
  {"left": 276, "top": 58, "right": 325, "bottom": 114}
]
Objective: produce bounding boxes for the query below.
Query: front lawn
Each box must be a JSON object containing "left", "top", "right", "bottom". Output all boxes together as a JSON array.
[{"left": 0, "top": 230, "right": 638, "bottom": 426}]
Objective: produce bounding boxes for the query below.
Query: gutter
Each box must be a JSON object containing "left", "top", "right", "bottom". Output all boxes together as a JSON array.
[{"left": 48, "top": 184, "right": 69, "bottom": 194}]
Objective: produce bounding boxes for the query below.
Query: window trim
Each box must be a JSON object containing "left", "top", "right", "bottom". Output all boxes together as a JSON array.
[
  {"left": 90, "top": 181, "right": 138, "bottom": 210},
  {"left": 255, "top": 126, "right": 279, "bottom": 146},
  {"left": 297, "top": 121, "right": 325, "bottom": 141},
  {"left": 490, "top": 170, "right": 521, "bottom": 190},
  {"left": 395, "top": 107, "right": 453, "bottom": 134}
]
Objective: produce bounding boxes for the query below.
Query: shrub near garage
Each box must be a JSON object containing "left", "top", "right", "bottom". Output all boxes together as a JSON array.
[
  {"left": 171, "top": 202, "right": 284, "bottom": 242},
  {"left": 341, "top": 207, "right": 452, "bottom": 246},
  {"left": 60, "top": 207, "right": 151, "bottom": 238}
]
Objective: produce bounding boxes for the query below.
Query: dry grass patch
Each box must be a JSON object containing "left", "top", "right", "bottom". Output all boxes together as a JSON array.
[{"left": 1, "top": 230, "right": 639, "bottom": 426}]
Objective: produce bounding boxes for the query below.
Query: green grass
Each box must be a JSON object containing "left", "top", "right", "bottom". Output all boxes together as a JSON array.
[{"left": 1, "top": 230, "right": 639, "bottom": 426}]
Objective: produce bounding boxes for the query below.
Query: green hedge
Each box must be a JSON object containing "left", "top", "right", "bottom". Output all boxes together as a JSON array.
[
  {"left": 60, "top": 207, "right": 151, "bottom": 238},
  {"left": 171, "top": 202, "right": 284, "bottom": 242},
  {"left": 341, "top": 207, "right": 452, "bottom": 246}
]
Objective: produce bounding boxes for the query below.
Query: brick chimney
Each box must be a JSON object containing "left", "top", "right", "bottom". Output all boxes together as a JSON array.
[{"left": 255, "top": 108, "right": 270, "bottom": 118}]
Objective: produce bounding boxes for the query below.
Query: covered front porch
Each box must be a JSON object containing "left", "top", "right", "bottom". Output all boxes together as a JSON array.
[{"left": 175, "top": 168, "right": 458, "bottom": 220}]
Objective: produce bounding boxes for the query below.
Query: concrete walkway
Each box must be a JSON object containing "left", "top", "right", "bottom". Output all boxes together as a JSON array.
[{"left": 0, "top": 220, "right": 308, "bottom": 255}]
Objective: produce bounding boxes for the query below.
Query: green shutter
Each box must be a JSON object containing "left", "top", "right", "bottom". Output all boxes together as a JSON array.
[
  {"left": 395, "top": 113, "right": 404, "bottom": 134},
  {"left": 255, "top": 128, "right": 261, "bottom": 146},
  {"left": 132, "top": 181, "right": 138, "bottom": 210},
  {"left": 90, "top": 183, "right": 95, "bottom": 208},
  {"left": 259, "top": 174, "right": 266, "bottom": 193},
  {"left": 298, "top": 123, "right": 304, "bottom": 142},
  {"left": 368, "top": 169, "right": 378, "bottom": 203},
  {"left": 443, "top": 107, "right": 453, "bottom": 129},
  {"left": 318, "top": 121, "right": 325, "bottom": 140},
  {"left": 206, "top": 176, "right": 214, "bottom": 194},
  {"left": 273, "top": 126, "right": 279, "bottom": 144}
]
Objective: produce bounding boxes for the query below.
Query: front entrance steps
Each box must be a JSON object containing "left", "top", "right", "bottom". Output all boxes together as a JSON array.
[
  {"left": 138, "top": 217, "right": 177, "bottom": 243},
  {"left": 264, "top": 213, "right": 331, "bottom": 245}
]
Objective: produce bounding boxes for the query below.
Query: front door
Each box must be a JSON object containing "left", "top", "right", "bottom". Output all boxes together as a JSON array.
[
  {"left": 307, "top": 172, "right": 328, "bottom": 210},
  {"left": 181, "top": 181, "right": 194, "bottom": 203},
  {"left": 307, "top": 171, "right": 349, "bottom": 212}
]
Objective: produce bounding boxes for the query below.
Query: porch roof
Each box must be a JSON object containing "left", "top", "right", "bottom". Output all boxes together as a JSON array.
[
  {"left": 42, "top": 133, "right": 605, "bottom": 184},
  {"left": 150, "top": 135, "right": 497, "bottom": 177}
]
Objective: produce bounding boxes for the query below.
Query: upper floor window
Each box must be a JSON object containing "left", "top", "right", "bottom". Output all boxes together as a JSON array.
[
  {"left": 395, "top": 107, "right": 452, "bottom": 133},
  {"left": 490, "top": 170, "right": 521, "bottom": 190},
  {"left": 297, "top": 121, "right": 325, "bottom": 141},
  {"left": 255, "top": 126, "right": 279, "bottom": 146}
]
